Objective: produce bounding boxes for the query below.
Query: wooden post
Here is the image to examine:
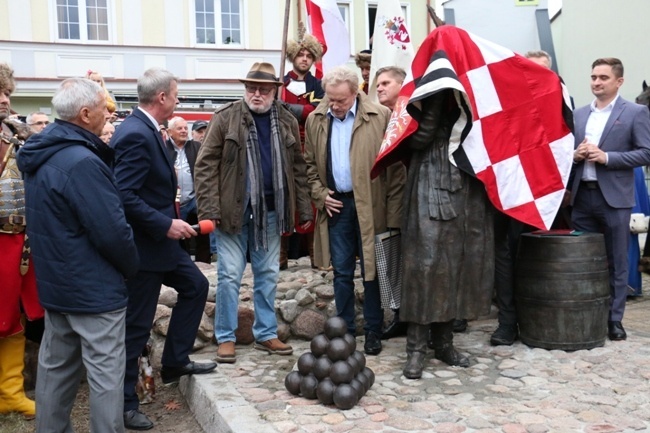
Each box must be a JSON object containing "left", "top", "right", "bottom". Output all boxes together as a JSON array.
[{"left": 279, "top": 0, "right": 292, "bottom": 82}]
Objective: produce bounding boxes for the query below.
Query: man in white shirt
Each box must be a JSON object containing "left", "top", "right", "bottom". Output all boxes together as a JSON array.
[{"left": 570, "top": 57, "right": 650, "bottom": 341}]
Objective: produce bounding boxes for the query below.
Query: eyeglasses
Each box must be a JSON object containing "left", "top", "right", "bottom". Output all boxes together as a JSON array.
[
  {"left": 29, "top": 121, "right": 49, "bottom": 126},
  {"left": 245, "top": 85, "right": 274, "bottom": 96}
]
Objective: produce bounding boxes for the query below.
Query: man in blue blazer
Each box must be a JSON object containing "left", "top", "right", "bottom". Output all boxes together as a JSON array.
[
  {"left": 571, "top": 57, "right": 650, "bottom": 341},
  {"left": 112, "top": 68, "right": 216, "bottom": 430}
]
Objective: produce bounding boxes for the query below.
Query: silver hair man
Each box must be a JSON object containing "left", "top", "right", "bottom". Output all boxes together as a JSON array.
[
  {"left": 52, "top": 78, "right": 105, "bottom": 121},
  {"left": 137, "top": 68, "right": 179, "bottom": 105},
  {"left": 321, "top": 66, "right": 359, "bottom": 94}
]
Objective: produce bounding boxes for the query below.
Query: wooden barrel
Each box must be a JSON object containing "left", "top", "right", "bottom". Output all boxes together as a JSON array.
[{"left": 514, "top": 232, "right": 609, "bottom": 351}]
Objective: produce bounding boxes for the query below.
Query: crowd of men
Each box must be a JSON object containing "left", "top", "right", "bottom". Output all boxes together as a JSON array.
[{"left": 2, "top": 29, "right": 650, "bottom": 433}]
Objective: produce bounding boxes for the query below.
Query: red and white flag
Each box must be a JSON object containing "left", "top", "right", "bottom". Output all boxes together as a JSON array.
[
  {"left": 305, "top": 0, "right": 350, "bottom": 78},
  {"left": 372, "top": 26, "right": 574, "bottom": 230},
  {"left": 368, "top": 0, "right": 415, "bottom": 101}
]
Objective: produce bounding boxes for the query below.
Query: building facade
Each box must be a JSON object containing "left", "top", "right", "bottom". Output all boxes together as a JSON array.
[{"left": 0, "top": 0, "right": 434, "bottom": 117}]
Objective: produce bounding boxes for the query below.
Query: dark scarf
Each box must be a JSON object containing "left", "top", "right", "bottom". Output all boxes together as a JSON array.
[{"left": 246, "top": 103, "right": 289, "bottom": 250}]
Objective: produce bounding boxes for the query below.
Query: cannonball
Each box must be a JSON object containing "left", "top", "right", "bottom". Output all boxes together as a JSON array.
[
  {"left": 330, "top": 360, "right": 354, "bottom": 385},
  {"left": 299, "top": 374, "right": 319, "bottom": 400},
  {"left": 356, "top": 371, "right": 370, "bottom": 393},
  {"left": 324, "top": 316, "right": 348, "bottom": 339},
  {"left": 349, "top": 377, "right": 365, "bottom": 400},
  {"left": 284, "top": 371, "right": 302, "bottom": 396},
  {"left": 362, "top": 366, "right": 375, "bottom": 388},
  {"left": 316, "top": 377, "right": 336, "bottom": 405},
  {"left": 310, "top": 333, "right": 330, "bottom": 358},
  {"left": 347, "top": 354, "right": 360, "bottom": 376},
  {"left": 333, "top": 383, "right": 358, "bottom": 410},
  {"left": 352, "top": 350, "right": 366, "bottom": 370},
  {"left": 312, "top": 356, "right": 332, "bottom": 381},
  {"left": 327, "top": 337, "right": 351, "bottom": 362},
  {"left": 342, "top": 332, "right": 357, "bottom": 352},
  {"left": 297, "top": 352, "right": 316, "bottom": 375}
]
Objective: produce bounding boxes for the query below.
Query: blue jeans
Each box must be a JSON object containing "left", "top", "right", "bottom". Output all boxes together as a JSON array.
[
  {"left": 214, "top": 207, "right": 280, "bottom": 343},
  {"left": 328, "top": 196, "right": 383, "bottom": 335}
]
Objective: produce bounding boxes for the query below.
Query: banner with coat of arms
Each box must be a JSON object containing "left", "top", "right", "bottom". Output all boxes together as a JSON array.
[{"left": 368, "top": 0, "right": 415, "bottom": 102}]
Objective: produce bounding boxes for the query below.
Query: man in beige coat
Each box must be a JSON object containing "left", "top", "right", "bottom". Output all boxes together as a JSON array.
[{"left": 304, "top": 66, "right": 405, "bottom": 355}]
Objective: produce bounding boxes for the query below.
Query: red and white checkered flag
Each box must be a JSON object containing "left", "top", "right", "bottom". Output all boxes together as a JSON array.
[{"left": 372, "top": 26, "right": 574, "bottom": 230}]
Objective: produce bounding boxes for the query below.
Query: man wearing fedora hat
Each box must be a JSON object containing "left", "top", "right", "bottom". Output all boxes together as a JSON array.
[{"left": 195, "top": 62, "right": 313, "bottom": 363}]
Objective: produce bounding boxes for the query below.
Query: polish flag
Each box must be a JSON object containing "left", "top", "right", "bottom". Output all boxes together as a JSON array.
[{"left": 306, "top": 0, "right": 351, "bottom": 77}]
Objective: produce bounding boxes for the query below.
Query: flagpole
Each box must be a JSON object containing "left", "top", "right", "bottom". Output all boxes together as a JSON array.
[{"left": 279, "top": 0, "right": 291, "bottom": 82}]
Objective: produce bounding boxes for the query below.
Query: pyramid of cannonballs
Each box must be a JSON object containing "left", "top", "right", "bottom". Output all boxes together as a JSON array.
[{"left": 284, "top": 316, "right": 375, "bottom": 410}]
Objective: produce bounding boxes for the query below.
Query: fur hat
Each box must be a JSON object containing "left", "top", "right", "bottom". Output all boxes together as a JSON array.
[
  {"left": 0, "top": 63, "right": 16, "bottom": 94},
  {"left": 287, "top": 23, "right": 323, "bottom": 62},
  {"left": 355, "top": 50, "right": 372, "bottom": 68},
  {"left": 239, "top": 62, "right": 283, "bottom": 86}
]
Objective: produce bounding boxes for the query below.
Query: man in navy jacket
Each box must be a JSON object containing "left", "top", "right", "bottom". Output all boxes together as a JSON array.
[
  {"left": 17, "top": 77, "right": 139, "bottom": 432},
  {"left": 111, "top": 68, "right": 215, "bottom": 431}
]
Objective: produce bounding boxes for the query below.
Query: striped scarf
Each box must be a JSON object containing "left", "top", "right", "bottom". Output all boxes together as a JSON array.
[{"left": 246, "top": 103, "right": 289, "bottom": 251}]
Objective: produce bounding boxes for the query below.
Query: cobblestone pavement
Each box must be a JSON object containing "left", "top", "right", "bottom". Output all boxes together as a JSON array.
[{"left": 182, "top": 292, "right": 650, "bottom": 433}]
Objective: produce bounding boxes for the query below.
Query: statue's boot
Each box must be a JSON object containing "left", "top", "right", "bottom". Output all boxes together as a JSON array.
[
  {"left": 430, "top": 320, "right": 470, "bottom": 368},
  {"left": 403, "top": 323, "right": 428, "bottom": 379}
]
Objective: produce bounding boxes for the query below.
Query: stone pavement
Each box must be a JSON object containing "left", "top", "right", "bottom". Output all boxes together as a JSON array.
[{"left": 178, "top": 289, "right": 650, "bottom": 433}]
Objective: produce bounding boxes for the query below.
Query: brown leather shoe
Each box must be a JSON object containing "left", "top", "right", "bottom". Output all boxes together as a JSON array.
[
  {"left": 254, "top": 338, "right": 293, "bottom": 355},
  {"left": 216, "top": 341, "right": 236, "bottom": 363}
]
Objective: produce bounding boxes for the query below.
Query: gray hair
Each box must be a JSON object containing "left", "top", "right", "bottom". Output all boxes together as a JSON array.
[
  {"left": 168, "top": 116, "right": 187, "bottom": 129},
  {"left": 375, "top": 66, "right": 406, "bottom": 83},
  {"left": 52, "top": 78, "right": 104, "bottom": 121},
  {"left": 525, "top": 50, "right": 553, "bottom": 68},
  {"left": 137, "top": 68, "right": 179, "bottom": 105},
  {"left": 26, "top": 111, "right": 48, "bottom": 124},
  {"left": 322, "top": 66, "right": 359, "bottom": 94}
]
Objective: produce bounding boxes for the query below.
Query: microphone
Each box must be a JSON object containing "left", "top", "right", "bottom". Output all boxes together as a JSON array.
[{"left": 190, "top": 220, "right": 215, "bottom": 235}]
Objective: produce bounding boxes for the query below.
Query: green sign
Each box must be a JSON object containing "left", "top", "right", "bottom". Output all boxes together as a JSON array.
[{"left": 515, "top": 0, "right": 539, "bottom": 5}]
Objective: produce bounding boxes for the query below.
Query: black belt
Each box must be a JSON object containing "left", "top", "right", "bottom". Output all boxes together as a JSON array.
[
  {"left": 336, "top": 191, "right": 354, "bottom": 198},
  {"left": 580, "top": 181, "right": 599, "bottom": 190}
]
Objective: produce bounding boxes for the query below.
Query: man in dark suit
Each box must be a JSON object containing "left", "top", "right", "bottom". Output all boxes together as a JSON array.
[
  {"left": 166, "top": 116, "right": 211, "bottom": 263},
  {"left": 112, "top": 68, "right": 216, "bottom": 431},
  {"left": 571, "top": 57, "right": 650, "bottom": 341}
]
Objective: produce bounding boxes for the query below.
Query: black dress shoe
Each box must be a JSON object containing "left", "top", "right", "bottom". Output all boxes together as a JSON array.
[
  {"left": 381, "top": 315, "right": 408, "bottom": 340},
  {"left": 160, "top": 361, "right": 217, "bottom": 385},
  {"left": 490, "top": 324, "right": 518, "bottom": 346},
  {"left": 124, "top": 409, "right": 153, "bottom": 431},
  {"left": 608, "top": 321, "right": 627, "bottom": 341},
  {"left": 364, "top": 331, "right": 382, "bottom": 355},
  {"left": 453, "top": 319, "right": 468, "bottom": 333}
]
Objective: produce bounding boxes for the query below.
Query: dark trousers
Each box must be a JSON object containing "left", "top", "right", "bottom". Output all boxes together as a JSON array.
[
  {"left": 328, "top": 196, "right": 383, "bottom": 335},
  {"left": 123, "top": 252, "right": 208, "bottom": 411},
  {"left": 571, "top": 184, "right": 631, "bottom": 322},
  {"left": 180, "top": 199, "right": 212, "bottom": 263},
  {"left": 493, "top": 212, "right": 531, "bottom": 326}
]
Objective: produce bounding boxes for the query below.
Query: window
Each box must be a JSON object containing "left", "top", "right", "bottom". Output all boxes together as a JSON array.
[
  {"left": 56, "top": 0, "right": 109, "bottom": 41},
  {"left": 194, "top": 0, "right": 242, "bottom": 46},
  {"left": 336, "top": 2, "right": 353, "bottom": 51}
]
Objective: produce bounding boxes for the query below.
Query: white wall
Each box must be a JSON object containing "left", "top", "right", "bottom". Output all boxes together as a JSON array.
[
  {"left": 553, "top": 0, "right": 650, "bottom": 107},
  {"left": 443, "top": 0, "right": 549, "bottom": 54}
]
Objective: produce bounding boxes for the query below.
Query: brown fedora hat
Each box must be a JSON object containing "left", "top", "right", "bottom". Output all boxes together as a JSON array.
[{"left": 239, "top": 62, "right": 283, "bottom": 86}]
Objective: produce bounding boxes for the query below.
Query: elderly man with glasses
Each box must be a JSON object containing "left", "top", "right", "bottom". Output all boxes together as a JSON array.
[{"left": 194, "top": 62, "right": 313, "bottom": 364}]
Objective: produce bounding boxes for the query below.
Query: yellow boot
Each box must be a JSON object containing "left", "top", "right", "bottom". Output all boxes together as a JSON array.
[{"left": 0, "top": 332, "right": 36, "bottom": 417}]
